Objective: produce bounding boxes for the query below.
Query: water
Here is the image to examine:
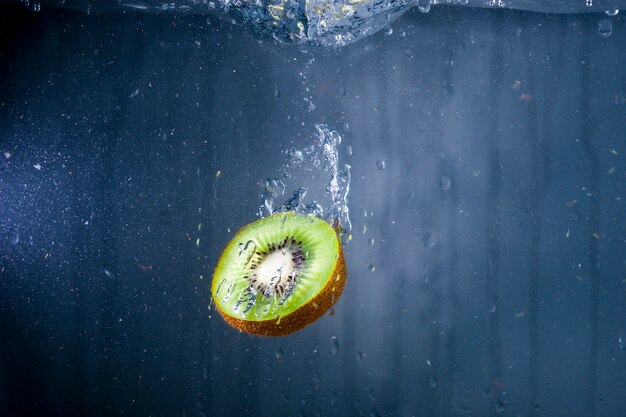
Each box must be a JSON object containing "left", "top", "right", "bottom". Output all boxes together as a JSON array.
[
  {"left": 260, "top": 124, "right": 352, "bottom": 232},
  {"left": 1, "top": 1, "right": 625, "bottom": 417},
  {"left": 12, "top": 0, "right": 625, "bottom": 46}
]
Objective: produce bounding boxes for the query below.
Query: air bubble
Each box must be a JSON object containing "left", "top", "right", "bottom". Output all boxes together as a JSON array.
[
  {"left": 418, "top": 0, "right": 431, "bottom": 13},
  {"left": 422, "top": 233, "right": 438, "bottom": 249},
  {"left": 398, "top": 29, "right": 406, "bottom": 37},
  {"left": 384, "top": 27, "right": 393, "bottom": 36},
  {"left": 356, "top": 351, "right": 365, "bottom": 363},
  {"left": 330, "top": 336, "right": 339, "bottom": 355},
  {"left": 430, "top": 375, "right": 437, "bottom": 388},
  {"left": 10, "top": 229, "right": 19, "bottom": 245},
  {"left": 367, "top": 388, "right": 376, "bottom": 401},
  {"left": 598, "top": 19, "right": 613, "bottom": 38},
  {"left": 376, "top": 159, "right": 386, "bottom": 170},
  {"left": 440, "top": 175, "right": 451, "bottom": 191},
  {"left": 488, "top": 301, "right": 497, "bottom": 313},
  {"left": 368, "top": 238, "right": 375, "bottom": 246},
  {"left": 618, "top": 337, "right": 625, "bottom": 350},
  {"left": 495, "top": 399, "right": 506, "bottom": 414},
  {"left": 275, "top": 347, "right": 284, "bottom": 360},
  {"left": 274, "top": 88, "right": 281, "bottom": 98},
  {"left": 368, "top": 264, "right": 376, "bottom": 272},
  {"left": 605, "top": 8, "right": 619, "bottom": 15}
]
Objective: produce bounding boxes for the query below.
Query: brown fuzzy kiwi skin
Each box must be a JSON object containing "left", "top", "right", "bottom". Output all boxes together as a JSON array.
[{"left": 215, "top": 239, "right": 346, "bottom": 337}]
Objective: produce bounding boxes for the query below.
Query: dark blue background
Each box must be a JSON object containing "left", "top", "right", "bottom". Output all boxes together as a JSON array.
[{"left": 0, "top": 4, "right": 625, "bottom": 417}]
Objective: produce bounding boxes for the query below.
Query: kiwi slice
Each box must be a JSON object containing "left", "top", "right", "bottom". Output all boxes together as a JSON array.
[{"left": 211, "top": 212, "right": 346, "bottom": 336}]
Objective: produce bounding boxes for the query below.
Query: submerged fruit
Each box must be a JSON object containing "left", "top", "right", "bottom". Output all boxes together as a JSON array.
[{"left": 211, "top": 212, "right": 346, "bottom": 336}]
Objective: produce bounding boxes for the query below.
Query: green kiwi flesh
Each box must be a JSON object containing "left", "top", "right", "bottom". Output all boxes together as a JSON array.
[{"left": 211, "top": 212, "right": 346, "bottom": 336}]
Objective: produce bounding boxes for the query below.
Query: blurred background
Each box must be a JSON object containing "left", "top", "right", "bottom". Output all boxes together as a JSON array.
[{"left": 0, "top": 2, "right": 625, "bottom": 416}]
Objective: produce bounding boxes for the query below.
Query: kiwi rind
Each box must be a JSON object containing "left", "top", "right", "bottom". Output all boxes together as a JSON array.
[{"left": 211, "top": 212, "right": 346, "bottom": 336}]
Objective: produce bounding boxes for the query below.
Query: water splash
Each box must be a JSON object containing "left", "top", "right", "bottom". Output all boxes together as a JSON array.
[
  {"left": 24, "top": 0, "right": 620, "bottom": 46},
  {"left": 258, "top": 124, "right": 352, "bottom": 233}
]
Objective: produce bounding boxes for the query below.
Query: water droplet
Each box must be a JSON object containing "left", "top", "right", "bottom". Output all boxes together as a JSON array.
[
  {"left": 376, "top": 159, "right": 386, "bottom": 171},
  {"left": 384, "top": 27, "right": 393, "bottom": 36},
  {"left": 368, "top": 264, "right": 376, "bottom": 272},
  {"left": 367, "top": 388, "right": 376, "bottom": 401},
  {"left": 605, "top": 8, "right": 619, "bottom": 16},
  {"left": 275, "top": 347, "right": 284, "bottom": 360},
  {"left": 274, "top": 88, "right": 281, "bottom": 98},
  {"left": 330, "top": 336, "right": 339, "bottom": 355},
  {"left": 440, "top": 175, "right": 451, "bottom": 191},
  {"left": 422, "top": 233, "right": 438, "bottom": 248},
  {"left": 598, "top": 19, "right": 613, "bottom": 37},
  {"left": 488, "top": 301, "right": 497, "bottom": 313},
  {"left": 346, "top": 145, "right": 353, "bottom": 156},
  {"left": 618, "top": 337, "right": 625, "bottom": 350},
  {"left": 10, "top": 229, "right": 19, "bottom": 245},
  {"left": 368, "top": 237, "right": 375, "bottom": 246},
  {"left": 418, "top": 0, "right": 431, "bottom": 13},
  {"left": 430, "top": 375, "right": 437, "bottom": 388},
  {"left": 398, "top": 29, "right": 406, "bottom": 37}
]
